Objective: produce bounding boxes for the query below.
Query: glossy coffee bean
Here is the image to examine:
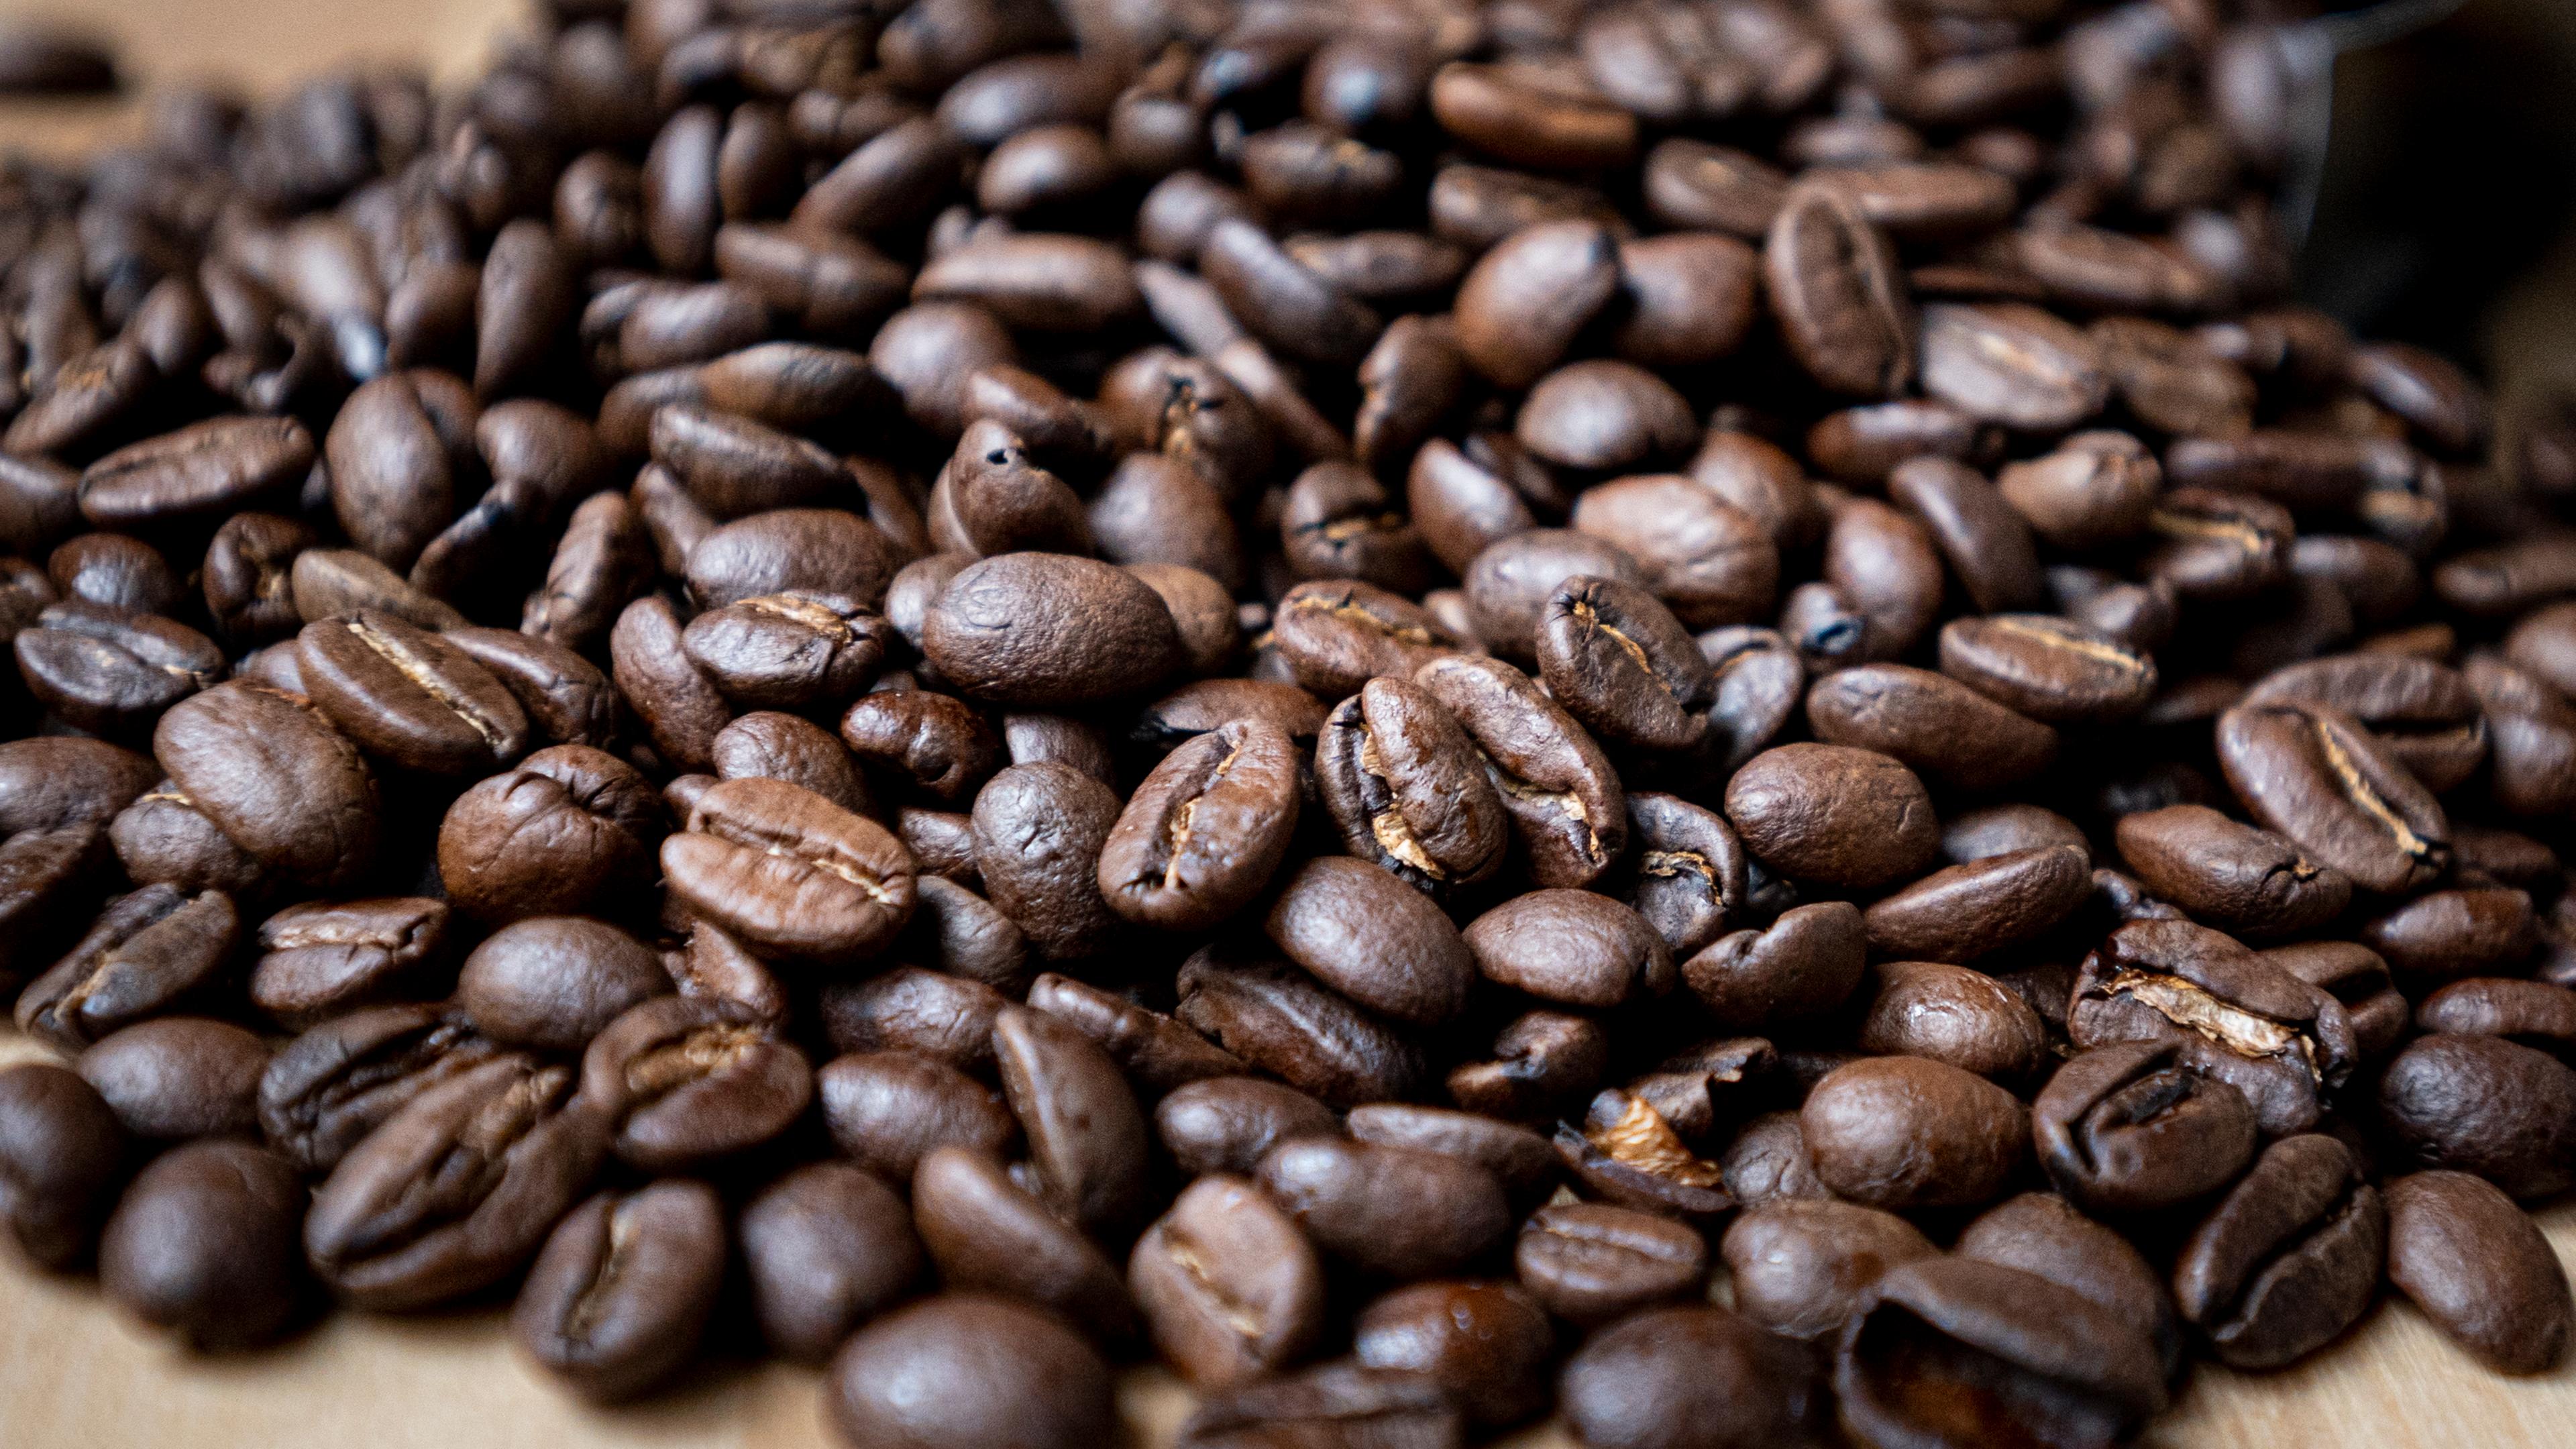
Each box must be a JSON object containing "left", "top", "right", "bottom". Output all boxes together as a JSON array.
[
  {"left": 511, "top": 1181, "right": 724, "bottom": 1402},
  {"left": 99, "top": 1140, "right": 307, "bottom": 1350},
  {"left": 826, "top": 1294, "right": 1116, "bottom": 1449}
]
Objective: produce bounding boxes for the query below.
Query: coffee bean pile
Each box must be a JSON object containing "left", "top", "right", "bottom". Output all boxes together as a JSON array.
[{"left": 2, "top": 1, "right": 2574, "bottom": 1445}]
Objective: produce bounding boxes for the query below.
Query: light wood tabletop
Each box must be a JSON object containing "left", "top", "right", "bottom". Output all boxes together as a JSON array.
[{"left": 4, "top": 2, "right": 2575, "bottom": 1445}]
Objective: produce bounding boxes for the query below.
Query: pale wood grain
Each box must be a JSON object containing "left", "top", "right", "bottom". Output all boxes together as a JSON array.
[{"left": 7, "top": 1, "right": 2576, "bottom": 1442}]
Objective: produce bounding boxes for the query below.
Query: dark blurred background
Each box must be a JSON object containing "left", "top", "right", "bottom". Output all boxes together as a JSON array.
[{"left": 2304, "top": 0, "right": 2576, "bottom": 406}]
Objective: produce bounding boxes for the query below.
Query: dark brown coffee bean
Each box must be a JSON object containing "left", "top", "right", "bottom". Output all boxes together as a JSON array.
[
  {"left": 15, "top": 885, "right": 237, "bottom": 1051},
  {"left": 582, "top": 995, "right": 809, "bottom": 1171},
  {"left": 1099, "top": 718, "right": 1301, "bottom": 930},
  {"left": 154, "top": 682, "right": 378, "bottom": 890},
  {"left": 2072, "top": 919, "right": 2356, "bottom": 1137},
  {"left": 14, "top": 602, "right": 223, "bottom": 735},
  {"left": 664, "top": 774, "right": 914, "bottom": 962},
  {"left": 2377, "top": 1033, "right": 2576, "bottom": 1199},
  {"left": 435, "top": 745, "right": 659, "bottom": 923},
  {"left": 1131, "top": 1171, "right": 1324, "bottom": 1387},
  {"left": 1176, "top": 949, "right": 1421, "bottom": 1108},
  {"left": 0, "top": 1062, "right": 129, "bottom": 1269},
  {"left": 1269, "top": 578, "right": 1460, "bottom": 698},
  {"left": 1562, "top": 1305, "right": 1821, "bottom": 1449},
  {"left": 1316, "top": 677, "right": 1508, "bottom": 894},
  {"left": 1683, "top": 901, "right": 1866, "bottom": 1032},
  {"left": 246, "top": 896, "right": 447, "bottom": 1029},
  {"left": 2384, "top": 1171, "right": 2573, "bottom": 1375},
  {"left": 1838, "top": 1256, "right": 2167, "bottom": 1448},
  {"left": 1805, "top": 663, "right": 2057, "bottom": 792},
  {"left": 512, "top": 1180, "right": 724, "bottom": 1402},
  {"left": 970, "top": 763, "right": 1121, "bottom": 962},
  {"left": 1721, "top": 1199, "right": 1937, "bottom": 1342},
  {"left": 1921, "top": 301, "right": 2110, "bottom": 430},
  {"left": 925, "top": 551, "right": 1181, "bottom": 706},
  {"left": 1452, "top": 219, "right": 1619, "bottom": 389},
  {"left": 1803, "top": 1055, "right": 2025, "bottom": 1210},
  {"left": 1352, "top": 1279, "right": 1553, "bottom": 1428},
  {"left": 455, "top": 916, "right": 669, "bottom": 1053},
  {"left": 99, "top": 1139, "right": 307, "bottom": 1350},
  {"left": 2031, "top": 1040, "right": 2259, "bottom": 1216},
  {"left": 2359, "top": 886, "right": 2538, "bottom": 982},
  {"left": 2216, "top": 699, "right": 2451, "bottom": 896},
  {"left": 2174, "top": 1134, "right": 2385, "bottom": 1368},
  {"left": 827, "top": 1293, "right": 1115, "bottom": 1449},
  {"left": 1723, "top": 743, "right": 1937, "bottom": 890},
  {"left": 1958, "top": 1191, "right": 2184, "bottom": 1377},
  {"left": 1767, "top": 179, "right": 1913, "bottom": 398},
  {"left": 1854, "top": 957, "right": 2051, "bottom": 1080},
  {"left": 1266, "top": 856, "right": 1473, "bottom": 1026},
  {"left": 1939, "top": 612, "right": 2159, "bottom": 724},
  {"left": 912, "top": 1146, "right": 1133, "bottom": 1339},
  {"left": 741, "top": 1161, "right": 922, "bottom": 1363},
  {"left": 1464, "top": 890, "right": 1670, "bottom": 1010},
  {"left": 818, "top": 1050, "right": 1015, "bottom": 1183},
  {"left": 1155, "top": 1077, "right": 1337, "bottom": 1181},
  {"left": 305, "top": 1055, "right": 608, "bottom": 1309},
  {"left": 77, "top": 415, "right": 316, "bottom": 530},
  {"left": 2112, "top": 804, "right": 2352, "bottom": 939},
  {"left": 1256, "top": 1135, "right": 1509, "bottom": 1280},
  {"left": 1512, "top": 1200, "right": 1703, "bottom": 1329}
]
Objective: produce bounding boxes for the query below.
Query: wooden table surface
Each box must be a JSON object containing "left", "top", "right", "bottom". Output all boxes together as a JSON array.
[{"left": 5, "top": 2, "right": 2576, "bottom": 1444}]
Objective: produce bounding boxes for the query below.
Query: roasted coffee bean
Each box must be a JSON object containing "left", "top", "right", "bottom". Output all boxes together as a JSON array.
[
  {"left": 17, "top": 885, "right": 238, "bottom": 1051},
  {"left": 1920, "top": 301, "right": 2110, "bottom": 430},
  {"left": 72, "top": 1017, "right": 266, "bottom": 1142},
  {"left": 2383, "top": 1171, "right": 2573, "bottom": 1375},
  {"left": 710, "top": 711, "right": 873, "bottom": 816},
  {"left": 971, "top": 763, "right": 1121, "bottom": 962},
  {"left": 1958, "top": 1191, "right": 2184, "bottom": 1377},
  {"left": 78, "top": 415, "right": 317, "bottom": 529},
  {"left": 1560, "top": 1305, "right": 1822, "bottom": 1449},
  {"left": 1265, "top": 856, "right": 1473, "bottom": 1026},
  {"left": 1684, "top": 900, "right": 1867, "bottom": 1031},
  {"left": 665, "top": 777, "right": 916, "bottom": 964},
  {"left": 1536, "top": 577, "right": 1713, "bottom": 754},
  {"left": 1099, "top": 718, "right": 1301, "bottom": 930},
  {"left": 1178, "top": 1360, "right": 1462, "bottom": 1449},
  {"left": 1939, "top": 613, "right": 2159, "bottom": 723},
  {"left": 512, "top": 1180, "right": 725, "bottom": 1402},
  {"left": 2114, "top": 804, "right": 2352, "bottom": 938},
  {"left": 2072, "top": 919, "right": 2356, "bottom": 1137},
  {"left": 1513, "top": 1200, "right": 1705, "bottom": 1328},
  {"left": 838, "top": 688, "right": 1000, "bottom": 803},
  {"left": 1805, "top": 663, "right": 2058, "bottom": 792},
  {"left": 437, "top": 745, "right": 662, "bottom": 922},
  {"left": 2216, "top": 699, "right": 2451, "bottom": 896},
  {"left": 1721, "top": 1110, "right": 1835, "bottom": 1208},
  {"left": 2241, "top": 653, "right": 2488, "bottom": 793},
  {"left": 1270, "top": 578, "right": 1460, "bottom": 698},
  {"left": 1316, "top": 677, "right": 1507, "bottom": 894},
  {"left": 992, "top": 1004, "right": 1149, "bottom": 1232},
  {"left": 2033, "top": 1041, "right": 2260, "bottom": 1215},
  {"left": 582, "top": 995, "right": 809, "bottom": 1171},
  {"left": 456, "top": 916, "right": 669, "bottom": 1053},
  {"left": 1803, "top": 1055, "right": 2025, "bottom": 1210},
  {"left": 99, "top": 1140, "right": 307, "bottom": 1351},
  {"left": 249, "top": 896, "right": 449, "bottom": 1028},
  {"left": 1352, "top": 1279, "right": 1553, "bottom": 1428},
  {"left": 2174, "top": 1134, "right": 2386, "bottom": 1369},
  {"left": 1724, "top": 744, "right": 1937, "bottom": 890},
  {"left": 1766, "top": 179, "right": 1913, "bottom": 398},
  {"left": 305, "top": 1055, "right": 608, "bottom": 1310},
  {"left": 912, "top": 1146, "right": 1133, "bottom": 1338},
  {"left": 2416, "top": 975, "right": 2576, "bottom": 1047},
  {"left": 256, "top": 1006, "right": 503, "bottom": 1175},
  {"left": 826, "top": 1293, "right": 1116, "bottom": 1449},
  {"left": 1131, "top": 1172, "right": 1325, "bottom": 1387},
  {"left": 740, "top": 1161, "right": 922, "bottom": 1364},
  {"left": 1464, "top": 890, "right": 1671, "bottom": 1010},
  {"left": 154, "top": 682, "right": 378, "bottom": 890},
  {"left": 297, "top": 612, "right": 529, "bottom": 774},
  {"left": 820, "top": 966, "right": 1005, "bottom": 1071},
  {"left": 1256, "top": 1136, "right": 1510, "bottom": 1280},
  {"left": 1721, "top": 1199, "right": 1937, "bottom": 1342},
  {"left": 925, "top": 551, "right": 1182, "bottom": 706},
  {"left": 1156, "top": 1078, "right": 1338, "bottom": 1181},
  {"left": 1855, "top": 958, "right": 2051, "bottom": 1080},
  {"left": 13, "top": 602, "right": 223, "bottom": 735},
  {"left": 0, "top": 1062, "right": 129, "bottom": 1269},
  {"left": 2377, "top": 1033, "right": 2576, "bottom": 1199},
  {"left": 1346, "top": 1104, "right": 1556, "bottom": 1205},
  {"left": 818, "top": 1050, "right": 1016, "bottom": 1184},
  {"left": 1837, "top": 1256, "right": 2167, "bottom": 1449}
]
